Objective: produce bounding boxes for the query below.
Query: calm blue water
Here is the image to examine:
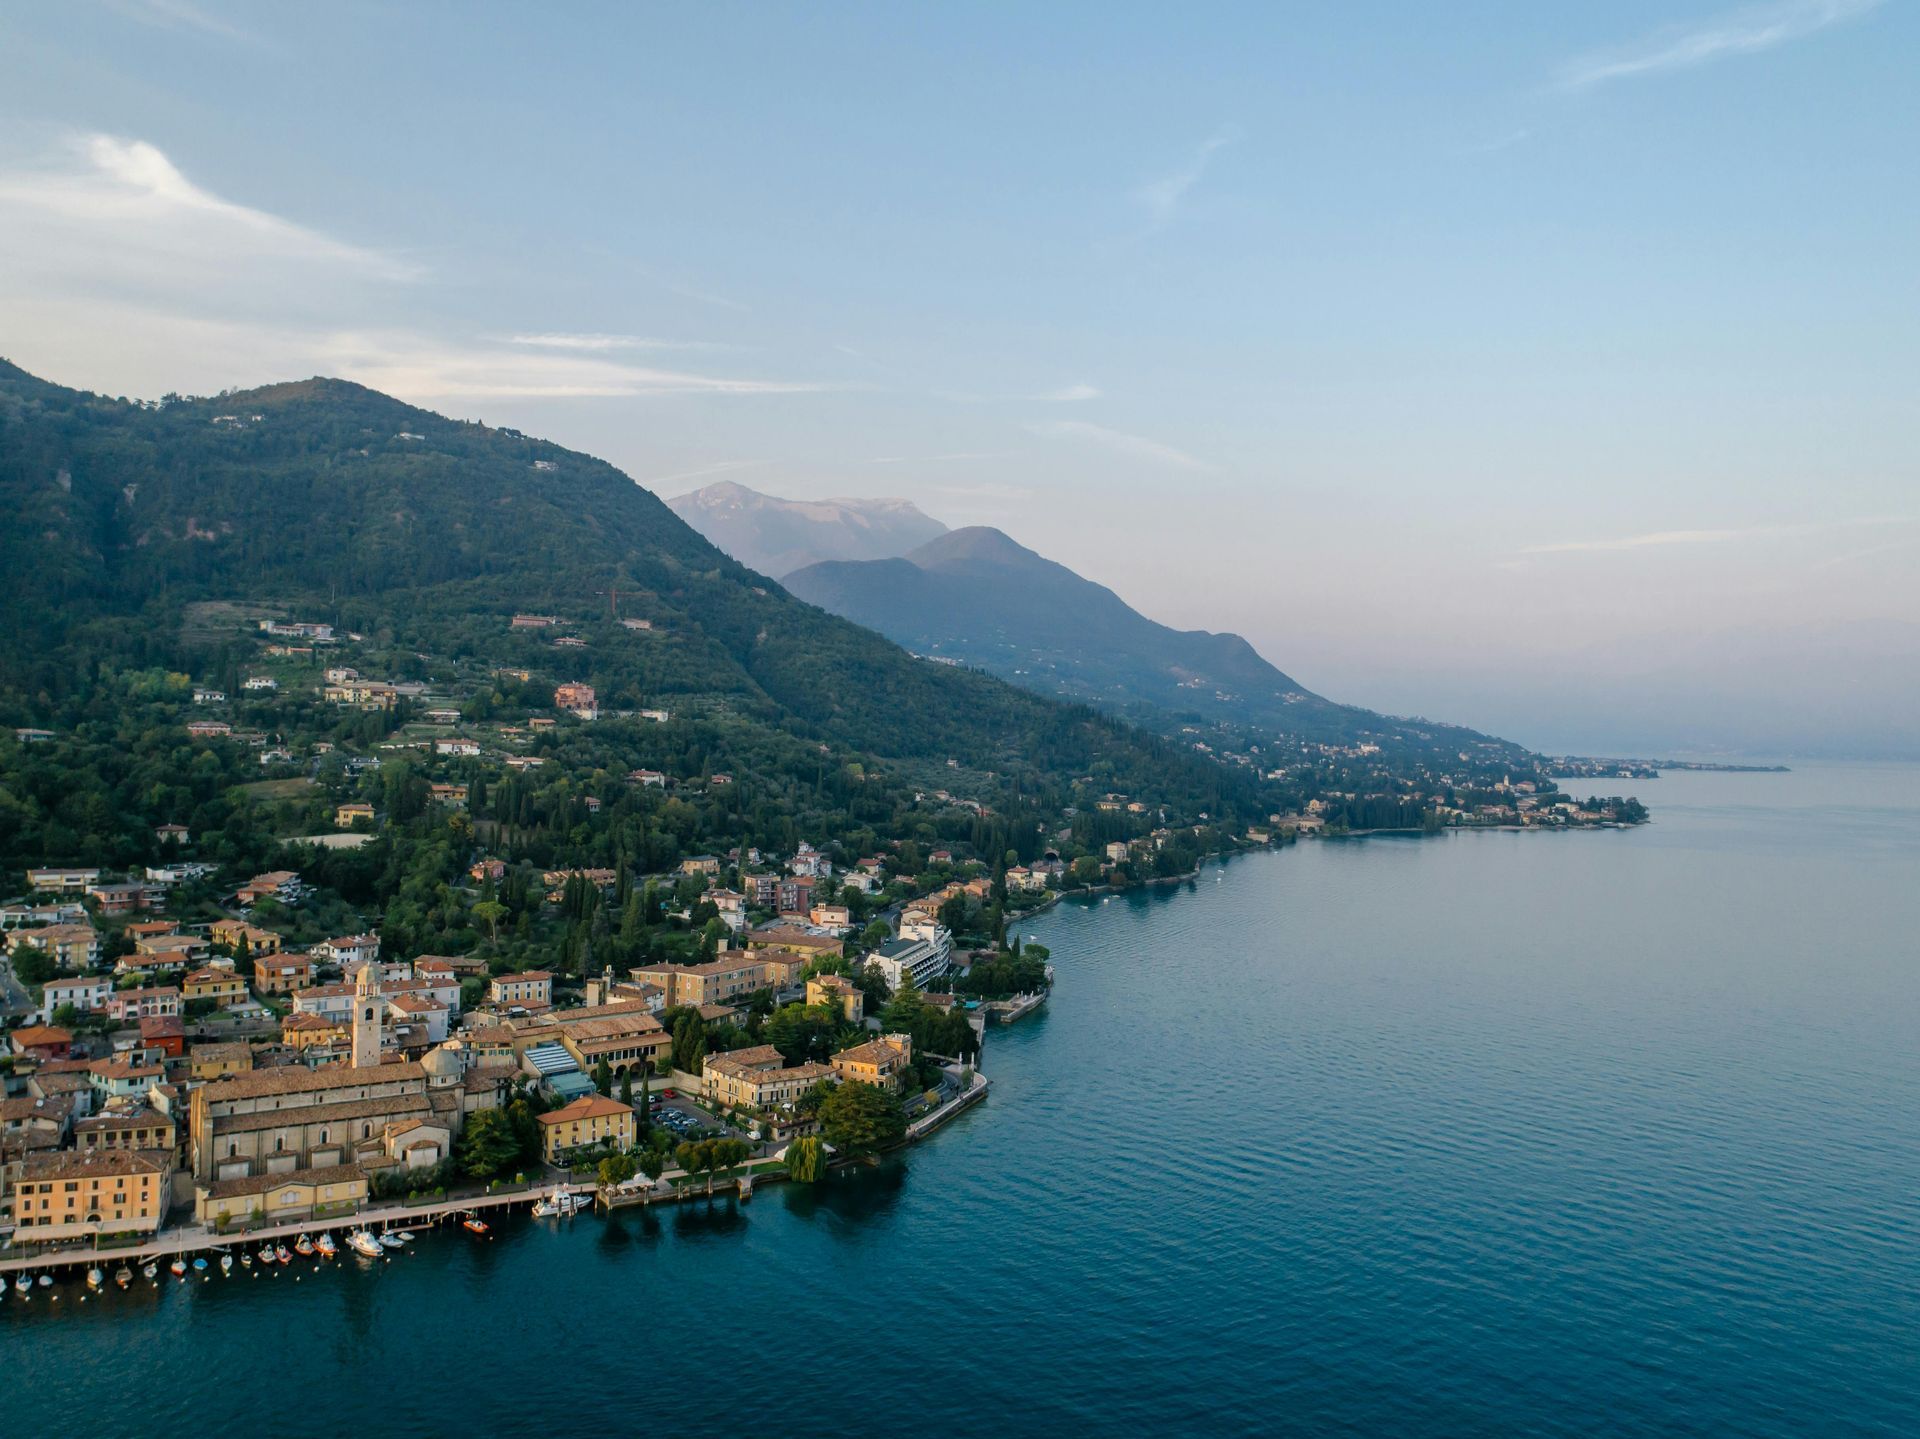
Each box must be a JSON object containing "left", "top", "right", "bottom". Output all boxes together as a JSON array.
[{"left": 7, "top": 763, "right": 1918, "bottom": 1437}]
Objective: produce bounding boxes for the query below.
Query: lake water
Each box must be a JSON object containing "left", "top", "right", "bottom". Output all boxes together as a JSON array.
[{"left": 7, "top": 763, "right": 1917, "bottom": 1437}]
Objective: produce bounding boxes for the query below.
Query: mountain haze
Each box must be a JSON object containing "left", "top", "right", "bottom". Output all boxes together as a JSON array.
[
  {"left": 668, "top": 480, "right": 948, "bottom": 578},
  {"left": 785, "top": 524, "right": 1493, "bottom": 748}
]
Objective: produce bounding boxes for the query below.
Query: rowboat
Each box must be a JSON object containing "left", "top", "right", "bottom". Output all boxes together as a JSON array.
[
  {"left": 115, "top": 1266, "right": 133, "bottom": 1289},
  {"left": 191, "top": 1256, "right": 208, "bottom": 1272},
  {"left": 294, "top": 1234, "right": 315, "bottom": 1256},
  {"left": 256, "top": 1246, "right": 275, "bottom": 1266},
  {"left": 461, "top": 1213, "right": 489, "bottom": 1235},
  {"left": 379, "top": 1232, "right": 405, "bottom": 1249},
  {"left": 141, "top": 1262, "right": 158, "bottom": 1282},
  {"left": 219, "top": 1252, "right": 233, "bottom": 1273},
  {"left": 86, "top": 1267, "right": 104, "bottom": 1291},
  {"left": 169, "top": 1258, "right": 187, "bottom": 1278},
  {"left": 274, "top": 1244, "right": 292, "bottom": 1265},
  {"left": 37, "top": 1273, "right": 51, "bottom": 1287},
  {"left": 240, "top": 1251, "right": 253, "bottom": 1268},
  {"left": 13, "top": 1275, "right": 30, "bottom": 1295}
]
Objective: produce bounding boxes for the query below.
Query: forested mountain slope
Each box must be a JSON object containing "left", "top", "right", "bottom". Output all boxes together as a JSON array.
[{"left": 0, "top": 359, "right": 1263, "bottom": 868}]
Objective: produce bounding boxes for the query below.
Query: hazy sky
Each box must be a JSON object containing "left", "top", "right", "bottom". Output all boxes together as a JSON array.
[{"left": 2, "top": 2, "right": 1915, "bottom": 754}]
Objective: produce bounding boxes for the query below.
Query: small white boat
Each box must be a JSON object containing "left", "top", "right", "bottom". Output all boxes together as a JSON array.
[
  {"left": 37, "top": 1273, "right": 52, "bottom": 1288},
  {"left": 533, "top": 1187, "right": 589, "bottom": 1218},
  {"left": 294, "top": 1234, "right": 314, "bottom": 1256},
  {"left": 346, "top": 1230, "right": 384, "bottom": 1259},
  {"left": 13, "top": 1275, "right": 30, "bottom": 1295},
  {"left": 86, "top": 1267, "right": 104, "bottom": 1291},
  {"left": 314, "top": 1233, "right": 337, "bottom": 1258},
  {"left": 115, "top": 1266, "right": 133, "bottom": 1289},
  {"left": 256, "top": 1246, "right": 275, "bottom": 1266},
  {"left": 240, "top": 1251, "right": 253, "bottom": 1268},
  {"left": 389, "top": 1230, "right": 413, "bottom": 1244},
  {"left": 378, "top": 1232, "right": 405, "bottom": 1249},
  {"left": 141, "top": 1262, "right": 158, "bottom": 1282},
  {"left": 219, "top": 1252, "right": 233, "bottom": 1273}
]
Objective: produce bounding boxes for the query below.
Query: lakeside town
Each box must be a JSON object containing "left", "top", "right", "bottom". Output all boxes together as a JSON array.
[{"left": 0, "top": 609, "right": 1649, "bottom": 1296}]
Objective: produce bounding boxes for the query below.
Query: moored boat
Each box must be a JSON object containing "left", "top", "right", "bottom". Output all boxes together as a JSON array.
[
  {"left": 256, "top": 1246, "right": 275, "bottom": 1266},
  {"left": 86, "top": 1267, "right": 104, "bottom": 1291},
  {"left": 115, "top": 1266, "right": 133, "bottom": 1289},
  {"left": 314, "top": 1233, "right": 337, "bottom": 1257},
  {"left": 240, "top": 1251, "right": 253, "bottom": 1268},
  {"left": 13, "top": 1275, "right": 30, "bottom": 1295},
  {"left": 192, "top": 1256, "right": 208, "bottom": 1272},
  {"left": 274, "top": 1244, "right": 291, "bottom": 1265},
  {"left": 379, "top": 1232, "right": 405, "bottom": 1249},
  {"left": 461, "top": 1212, "right": 489, "bottom": 1235},
  {"left": 294, "top": 1234, "right": 315, "bottom": 1256},
  {"left": 37, "top": 1273, "right": 52, "bottom": 1287},
  {"left": 219, "top": 1252, "right": 233, "bottom": 1273},
  {"left": 169, "top": 1258, "right": 187, "bottom": 1278},
  {"left": 141, "top": 1262, "right": 158, "bottom": 1282},
  {"left": 346, "top": 1229, "right": 384, "bottom": 1259}
]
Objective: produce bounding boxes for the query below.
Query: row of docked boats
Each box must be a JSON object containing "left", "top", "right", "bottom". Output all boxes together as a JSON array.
[{"left": 7, "top": 1207, "right": 512, "bottom": 1300}]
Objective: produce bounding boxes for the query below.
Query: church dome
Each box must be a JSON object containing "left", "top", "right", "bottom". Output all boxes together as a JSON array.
[{"left": 421, "top": 1042, "right": 464, "bottom": 1079}]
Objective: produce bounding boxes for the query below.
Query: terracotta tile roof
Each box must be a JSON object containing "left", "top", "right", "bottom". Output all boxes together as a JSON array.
[
  {"left": 19, "top": 1148, "right": 170, "bottom": 1181},
  {"left": 537, "top": 1093, "right": 632, "bottom": 1126},
  {"left": 197, "top": 1060, "right": 422, "bottom": 1101},
  {"left": 209, "top": 1092, "right": 430, "bottom": 1135}
]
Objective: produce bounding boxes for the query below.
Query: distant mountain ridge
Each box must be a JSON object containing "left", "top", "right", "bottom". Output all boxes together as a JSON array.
[
  {"left": 784, "top": 522, "right": 1501, "bottom": 749},
  {"left": 667, "top": 480, "right": 948, "bottom": 577}
]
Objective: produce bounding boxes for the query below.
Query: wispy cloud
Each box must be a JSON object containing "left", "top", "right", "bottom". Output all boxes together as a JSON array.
[
  {"left": 1556, "top": 0, "right": 1882, "bottom": 91},
  {"left": 0, "top": 134, "right": 834, "bottom": 406},
  {"left": 0, "top": 133, "right": 418, "bottom": 282},
  {"left": 1027, "top": 419, "right": 1211, "bottom": 472},
  {"left": 866, "top": 451, "right": 1013, "bottom": 465},
  {"left": 1134, "top": 124, "right": 1242, "bottom": 226},
  {"left": 318, "top": 333, "right": 829, "bottom": 400},
  {"left": 936, "top": 381, "right": 1102, "bottom": 405},
  {"left": 103, "top": 0, "right": 256, "bottom": 44},
  {"left": 1520, "top": 515, "right": 1913, "bottom": 556},
  {"left": 503, "top": 332, "right": 730, "bottom": 353}
]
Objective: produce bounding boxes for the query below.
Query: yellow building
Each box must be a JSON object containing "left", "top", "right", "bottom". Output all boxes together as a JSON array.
[
  {"left": 8, "top": 1149, "right": 171, "bottom": 1242},
  {"left": 536, "top": 1093, "right": 635, "bottom": 1161},
  {"left": 631, "top": 954, "right": 768, "bottom": 1008},
  {"left": 190, "top": 1041, "right": 255, "bottom": 1080},
  {"left": 210, "top": 919, "right": 282, "bottom": 956},
  {"left": 183, "top": 967, "right": 248, "bottom": 1005},
  {"left": 806, "top": 974, "right": 864, "bottom": 1024},
  {"left": 703, "top": 1045, "right": 833, "bottom": 1111},
  {"left": 196, "top": 1164, "right": 369, "bottom": 1227},
  {"left": 832, "top": 1034, "right": 913, "bottom": 1090}
]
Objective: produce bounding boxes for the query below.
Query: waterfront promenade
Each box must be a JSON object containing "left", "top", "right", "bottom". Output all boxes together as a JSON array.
[{"left": 0, "top": 1181, "right": 588, "bottom": 1278}]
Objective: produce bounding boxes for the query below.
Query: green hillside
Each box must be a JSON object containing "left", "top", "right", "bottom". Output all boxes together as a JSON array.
[{"left": 0, "top": 359, "right": 1261, "bottom": 876}]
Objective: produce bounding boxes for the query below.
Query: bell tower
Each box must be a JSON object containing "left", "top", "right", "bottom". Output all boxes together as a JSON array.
[{"left": 351, "top": 960, "right": 383, "bottom": 1068}]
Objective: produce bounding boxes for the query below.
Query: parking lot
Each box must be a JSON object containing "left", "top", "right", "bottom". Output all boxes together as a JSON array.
[{"left": 646, "top": 1094, "right": 740, "bottom": 1145}]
